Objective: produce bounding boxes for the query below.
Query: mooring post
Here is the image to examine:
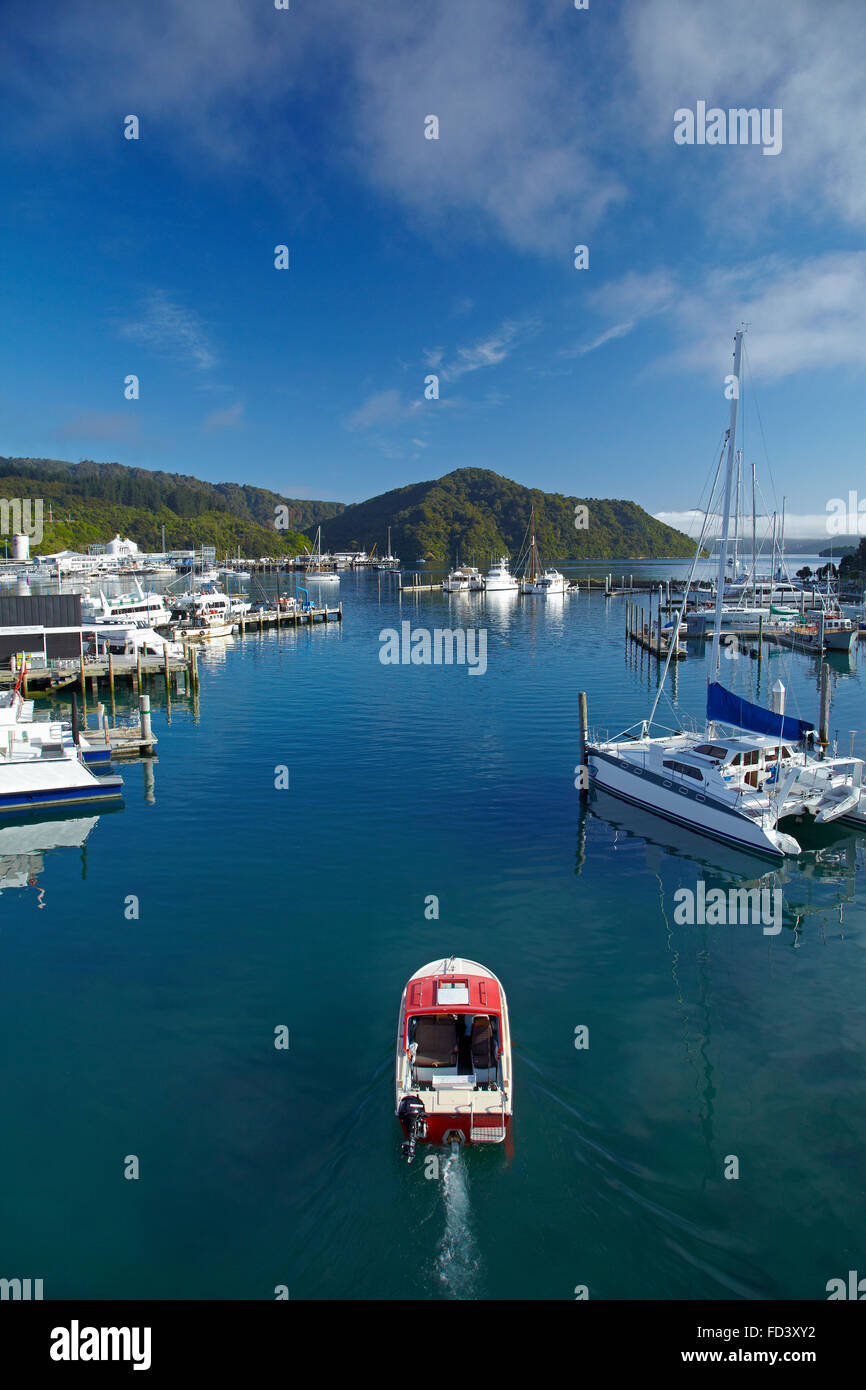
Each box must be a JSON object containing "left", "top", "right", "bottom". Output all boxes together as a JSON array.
[
  {"left": 757, "top": 613, "right": 764, "bottom": 668},
  {"left": 819, "top": 661, "right": 830, "bottom": 754},
  {"left": 140, "top": 693, "right": 152, "bottom": 747},
  {"left": 70, "top": 691, "right": 81, "bottom": 746},
  {"left": 78, "top": 630, "right": 87, "bottom": 725},
  {"left": 136, "top": 650, "right": 143, "bottom": 694},
  {"left": 578, "top": 691, "right": 589, "bottom": 796}
]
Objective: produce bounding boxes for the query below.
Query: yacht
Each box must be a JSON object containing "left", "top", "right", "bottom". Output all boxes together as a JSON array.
[
  {"left": 171, "top": 584, "right": 250, "bottom": 621},
  {"left": 443, "top": 568, "right": 471, "bottom": 593},
  {"left": 395, "top": 955, "right": 513, "bottom": 1161},
  {"left": 586, "top": 330, "right": 866, "bottom": 860},
  {"left": 485, "top": 557, "right": 518, "bottom": 592},
  {"left": 526, "top": 567, "right": 567, "bottom": 596}
]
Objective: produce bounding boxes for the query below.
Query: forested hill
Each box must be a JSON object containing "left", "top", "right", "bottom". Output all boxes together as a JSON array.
[
  {"left": 307, "top": 468, "right": 696, "bottom": 562},
  {"left": 0, "top": 457, "right": 343, "bottom": 556}
]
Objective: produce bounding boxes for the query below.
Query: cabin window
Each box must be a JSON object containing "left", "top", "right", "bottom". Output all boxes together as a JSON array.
[
  {"left": 662, "top": 759, "right": 703, "bottom": 781},
  {"left": 695, "top": 744, "right": 728, "bottom": 760}
]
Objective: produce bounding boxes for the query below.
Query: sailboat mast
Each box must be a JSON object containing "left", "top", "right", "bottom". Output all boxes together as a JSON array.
[
  {"left": 779, "top": 496, "right": 786, "bottom": 583},
  {"left": 732, "top": 450, "right": 741, "bottom": 581},
  {"left": 709, "top": 330, "right": 743, "bottom": 678},
  {"left": 751, "top": 460, "right": 757, "bottom": 604}
]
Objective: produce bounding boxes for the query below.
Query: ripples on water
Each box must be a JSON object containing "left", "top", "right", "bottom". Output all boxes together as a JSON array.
[{"left": 1, "top": 568, "right": 864, "bottom": 1299}]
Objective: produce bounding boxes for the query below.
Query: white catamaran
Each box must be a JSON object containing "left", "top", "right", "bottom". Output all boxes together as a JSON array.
[{"left": 586, "top": 330, "right": 866, "bottom": 860}]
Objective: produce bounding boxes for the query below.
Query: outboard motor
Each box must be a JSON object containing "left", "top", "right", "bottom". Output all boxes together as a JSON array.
[{"left": 398, "top": 1095, "right": 427, "bottom": 1163}]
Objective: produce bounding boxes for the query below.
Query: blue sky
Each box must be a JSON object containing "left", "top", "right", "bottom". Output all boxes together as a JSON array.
[{"left": 1, "top": 0, "right": 864, "bottom": 536}]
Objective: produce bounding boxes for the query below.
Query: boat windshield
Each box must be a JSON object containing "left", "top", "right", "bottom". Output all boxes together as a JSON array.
[{"left": 407, "top": 1013, "right": 500, "bottom": 1078}]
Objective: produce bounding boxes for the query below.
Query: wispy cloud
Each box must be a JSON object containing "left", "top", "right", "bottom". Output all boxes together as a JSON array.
[
  {"left": 202, "top": 401, "right": 244, "bottom": 432},
  {"left": 55, "top": 411, "right": 141, "bottom": 444},
  {"left": 440, "top": 319, "right": 535, "bottom": 381},
  {"left": 117, "top": 290, "right": 218, "bottom": 372},
  {"left": 568, "top": 271, "right": 676, "bottom": 356},
  {"left": 346, "top": 389, "right": 423, "bottom": 432},
  {"left": 575, "top": 254, "right": 866, "bottom": 381}
]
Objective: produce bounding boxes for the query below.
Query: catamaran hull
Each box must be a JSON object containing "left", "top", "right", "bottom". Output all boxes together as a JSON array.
[{"left": 587, "top": 747, "right": 797, "bottom": 859}]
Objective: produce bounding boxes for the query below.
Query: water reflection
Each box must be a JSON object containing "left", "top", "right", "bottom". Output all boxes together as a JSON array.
[
  {"left": 586, "top": 784, "right": 865, "bottom": 899},
  {"left": 0, "top": 813, "right": 108, "bottom": 902}
]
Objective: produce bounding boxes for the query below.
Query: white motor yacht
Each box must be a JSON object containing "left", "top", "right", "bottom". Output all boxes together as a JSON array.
[{"left": 485, "top": 557, "right": 518, "bottom": 592}]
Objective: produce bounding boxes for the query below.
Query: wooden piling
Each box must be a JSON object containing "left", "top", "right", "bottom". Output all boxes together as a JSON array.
[
  {"left": 78, "top": 630, "right": 87, "bottom": 726},
  {"left": 578, "top": 691, "right": 589, "bottom": 795},
  {"left": 108, "top": 647, "right": 116, "bottom": 719},
  {"left": 136, "top": 650, "right": 143, "bottom": 694},
  {"left": 819, "top": 660, "right": 830, "bottom": 752}
]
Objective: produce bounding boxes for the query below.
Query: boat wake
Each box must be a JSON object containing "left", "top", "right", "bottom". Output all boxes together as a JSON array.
[{"left": 433, "top": 1148, "right": 482, "bottom": 1299}]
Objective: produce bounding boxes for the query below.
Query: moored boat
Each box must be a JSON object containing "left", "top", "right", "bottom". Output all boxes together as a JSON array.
[{"left": 395, "top": 955, "right": 513, "bottom": 1161}]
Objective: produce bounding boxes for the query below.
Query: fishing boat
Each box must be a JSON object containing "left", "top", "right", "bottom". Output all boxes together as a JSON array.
[
  {"left": 171, "top": 584, "right": 250, "bottom": 622},
  {"left": 484, "top": 556, "right": 519, "bottom": 592},
  {"left": 586, "top": 330, "right": 866, "bottom": 859},
  {"left": 395, "top": 955, "right": 513, "bottom": 1161},
  {"left": 82, "top": 578, "right": 172, "bottom": 629}
]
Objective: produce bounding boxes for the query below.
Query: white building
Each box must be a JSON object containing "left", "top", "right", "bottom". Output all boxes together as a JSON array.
[{"left": 105, "top": 534, "right": 139, "bottom": 558}]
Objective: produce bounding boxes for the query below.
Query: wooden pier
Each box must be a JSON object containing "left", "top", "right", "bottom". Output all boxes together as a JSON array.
[{"left": 231, "top": 604, "right": 341, "bottom": 633}]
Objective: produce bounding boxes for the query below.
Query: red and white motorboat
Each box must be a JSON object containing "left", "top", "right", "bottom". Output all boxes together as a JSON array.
[{"left": 395, "top": 955, "right": 513, "bottom": 1162}]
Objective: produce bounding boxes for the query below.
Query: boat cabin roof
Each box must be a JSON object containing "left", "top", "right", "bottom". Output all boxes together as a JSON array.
[
  {"left": 693, "top": 735, "right": 795, "bottom": 762},
  {"left": 406, "top": 971, "right": 502, "bottom": 1017}
]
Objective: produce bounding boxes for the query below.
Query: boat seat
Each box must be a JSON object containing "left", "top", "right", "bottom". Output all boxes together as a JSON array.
[
  {"left": 412, "top": 1016, "right": 459, "bottom": 1068},
  {"left": 470, "top": 1016, "right": 496, "bottom": 1082}
]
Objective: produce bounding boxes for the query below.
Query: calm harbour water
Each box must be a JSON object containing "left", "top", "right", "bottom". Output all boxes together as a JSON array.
[{"left": 1, "top": 564, "right": 864, "bottom": 1300}]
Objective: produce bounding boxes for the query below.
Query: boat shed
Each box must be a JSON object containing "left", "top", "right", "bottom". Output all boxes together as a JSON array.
[{"left": 0, "top": 594, "right": 85, "bottom": 662}]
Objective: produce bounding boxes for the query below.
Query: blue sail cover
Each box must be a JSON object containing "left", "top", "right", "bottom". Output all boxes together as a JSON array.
[{"left": 707, "top": 682, "right": 814, "bottom": 741}]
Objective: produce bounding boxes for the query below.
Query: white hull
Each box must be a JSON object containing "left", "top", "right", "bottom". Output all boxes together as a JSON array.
[{"left": 587, "top": 745, "right": 796, "bottom": 858}]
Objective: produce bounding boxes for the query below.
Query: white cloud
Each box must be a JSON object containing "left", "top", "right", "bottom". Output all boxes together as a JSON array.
[
  {"left": 623, "top": 0, "right": 866, "bottom": 230},
  {"left": 577, "top": 253, "right": 866, "bottom": 381},
  {"left": 656, "top": 509, "right": 861, "bottom": 541},
  {"left": 441, "top": 319, "right": 534, "bottom": 381},
  {"left": 118, "top": 291, "right": 218, "bottom": 371}
]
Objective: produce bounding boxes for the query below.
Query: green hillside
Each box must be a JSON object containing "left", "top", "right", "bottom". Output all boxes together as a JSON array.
[
  {"left": 0, "top": 457, "right": 341, "bottom": 557},
  {"left": 308, "top": 467, "right": 697, "bottom": 562}
]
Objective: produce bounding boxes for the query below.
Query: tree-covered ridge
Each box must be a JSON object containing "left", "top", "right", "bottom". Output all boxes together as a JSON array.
[
  {"left": 839, "top": 538, "right": 866, "bottom": 584},
  {"left": 0, "top": 458, "right": 342, "bottom": 527},
  {"left": 308, "top": 467, "right": 697, "bottom": 561},
  {"left": 0, "top": 457, "right": 340, "bottom": 556}
]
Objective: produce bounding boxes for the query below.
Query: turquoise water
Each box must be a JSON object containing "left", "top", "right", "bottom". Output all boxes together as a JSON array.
[{"left": 1, "top": 569, "right": 864, "bottom": 1300}]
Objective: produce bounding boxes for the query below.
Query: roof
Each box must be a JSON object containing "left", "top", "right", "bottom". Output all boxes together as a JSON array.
[{"left": 406, "top": 970, "right": 502, "bottom": 1016}]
